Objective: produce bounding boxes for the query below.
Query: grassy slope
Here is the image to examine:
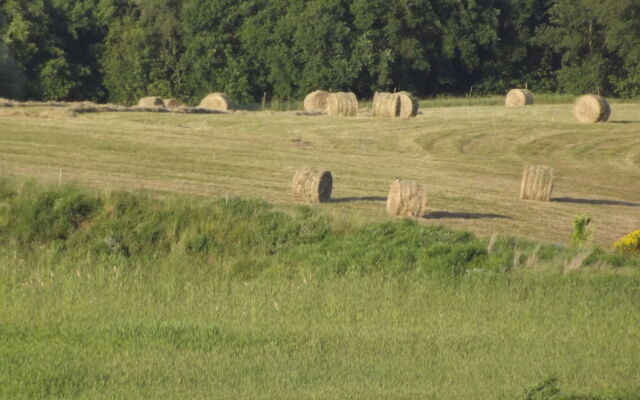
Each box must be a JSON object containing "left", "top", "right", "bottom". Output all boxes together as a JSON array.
[
  {"left": 1, "top": 181, "right": 639, "bottom": 399},
  {"left": 1, "top": 100, "right": 640, "bottom": 246},
  {"left": 4, "top": 271, "right": 640, "bottom": 399}
]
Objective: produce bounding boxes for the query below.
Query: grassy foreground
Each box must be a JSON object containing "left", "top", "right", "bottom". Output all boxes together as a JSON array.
[{"left": 1, "top": 179, "right": 639, "bottom": 399}]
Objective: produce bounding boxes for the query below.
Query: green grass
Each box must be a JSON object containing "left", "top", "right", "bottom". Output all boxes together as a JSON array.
[{"left": 1, "top": 179, "right": 640, "bottom": 399}]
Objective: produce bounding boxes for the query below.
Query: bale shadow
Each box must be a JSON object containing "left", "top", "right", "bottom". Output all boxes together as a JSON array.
[
  {"left": 609, "top": 120, "right": 637, "bottom": 124},
  {"left": 330, "top": 196, "right": 387, "bottom": 204},
  {"left": 553, "top": 197, "right": 640, "bottom": 207},
  {"left": 425, "top": 211, "right": 511, "bottom": 220}
]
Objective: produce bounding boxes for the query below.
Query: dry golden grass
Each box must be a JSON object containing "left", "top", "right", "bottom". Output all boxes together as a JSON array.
[{"left": 1, "top": 102, "right": 639, "bottom": 246}]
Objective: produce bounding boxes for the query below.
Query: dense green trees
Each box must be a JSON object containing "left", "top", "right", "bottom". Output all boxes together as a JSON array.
[
  {"left": 181, "top": 0, "right": 260, "bottom": 103},
  {"left": 537, "top": 0, "right": 640, "bottom": 97},
  {"left": 1, "top": 0, "right": 105, "bottom": 100},
  {"left": 0, "top": 10, "right": 25, "bottom": 98},
  {"left": 0, "top": 0, "right": 639, "bottom": 103},
  {"left": 99, "top": 0, "right": 184, "bottom": 104}
]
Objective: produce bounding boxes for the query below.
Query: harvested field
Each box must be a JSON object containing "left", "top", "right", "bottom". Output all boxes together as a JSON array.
[{"left": 1, "top": 101, "right": 640, "bottom": 246}]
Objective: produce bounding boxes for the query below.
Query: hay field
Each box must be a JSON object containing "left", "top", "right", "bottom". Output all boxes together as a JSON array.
[{"left": 1, "top": 102, "right": 639, "bottom": 246}]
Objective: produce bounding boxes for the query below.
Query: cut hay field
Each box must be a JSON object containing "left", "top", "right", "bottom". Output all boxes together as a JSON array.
[{"left": 2, "top": 101, "right": 639, "bottom": 246}]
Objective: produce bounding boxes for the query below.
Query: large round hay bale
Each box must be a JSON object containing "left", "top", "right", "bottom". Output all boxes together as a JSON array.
[
  {"left": 505, "top": 89, "right": 534, "bottom": 106},
  {"left": 372, "top": 92, "right": 399, "bottom": 118},
  {"left": 326, "top": 92, "right": 358, "bottom": 117},
  {"left": 520, "top": 165, "right": 554, "bottom": 201},
  {"left": 292, "top": 167, "right": 333, "bottom": 203},
  {"left": 372, "top": 91, "right": 418, "bottom": 118},
  {"left": 163, "top": 98, "right": 184, "bottom": 109},
  {"left": 136, "top": 96, "right": 165, "bottom": 108},
  {"left": 395, "top": 91, "right": 419, "bottom": 118},
  {"left": 303, "top": 90, "right": 330, "bottom": 113},
  {"left": 386, "top": 180, "right": 427, "bottom": 218},
  {"left": 198, "top": 92, "right": 231, "bottom": 111},
  {"left": 573, "top": 95, "right": 610, "bottom": 123}
]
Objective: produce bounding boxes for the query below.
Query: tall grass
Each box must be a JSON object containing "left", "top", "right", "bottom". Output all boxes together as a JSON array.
[{"left": 1, "top": 178, "right": 639, "bottom": 399}]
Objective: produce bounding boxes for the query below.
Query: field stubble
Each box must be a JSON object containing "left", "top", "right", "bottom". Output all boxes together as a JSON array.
[{"left": 1, "top": 103, "right": 640, "bottom": 246}]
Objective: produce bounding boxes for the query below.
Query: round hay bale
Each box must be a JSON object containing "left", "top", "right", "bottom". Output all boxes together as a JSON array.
[
  {"left": 372, "top": 92, "right": 399, "bottom": 118},
  {"left": 303, "top": 90, "right": 330, "bottom": 113},
  {"left": 326, "top": 92, "right": 358, "bottom": 117},
  {"left": 163, "top": 98, "right": 184, "bottom": 109},
  {"left": 520, "top": 165, "right": 554, "bottom": 201},
  {"left": 574, "top": 94, "right": 610, "bottom": 123},
  {"left": 395, "top": 91, "right": 419, "bottom": 118},
  {"left": 386, "top": 180, "right": 427, "bottom": 218},
  {"left": 136, "top": 96, "right": 165, "bottom": 108},
  {"left": 372, "top": 91, "right": 418, "bottom": 118},
  {"left": 505, "top": 89, "right": 534, "bottom": 106},
  {"left": 292, "top": 168, "right": 333, "bottom": 203},
  {"left": 198, "top": 92, "right": 231, "bottom": 111}
]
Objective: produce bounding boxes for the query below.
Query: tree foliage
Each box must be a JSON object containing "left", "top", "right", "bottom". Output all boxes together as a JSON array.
[
  {"left": 0, "top": 0, "right": 639, "bottom": 102},
  {"left": 1, "top": 0, "right": 105, "bottom": 101}
]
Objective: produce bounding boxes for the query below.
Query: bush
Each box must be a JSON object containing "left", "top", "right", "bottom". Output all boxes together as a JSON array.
[
  {"left": 613, "top": 230, "right": 640, "bottom": 255},
  {"left": 11, "top": 184, "right": 102, "bottom": 244},
  {"left": 572, "top": 213, "right": 592, "bottom": 247}
]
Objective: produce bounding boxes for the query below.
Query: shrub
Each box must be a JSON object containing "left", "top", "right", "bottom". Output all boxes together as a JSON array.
[
  {"left": 572, "top": 213, "right": 592, "bottom": 247},
  {"left": 12, "top": 185, "right": 102, "bottom": 244},
  {"left": 613, "top": 230, "right": 640, "bottom": 255}
]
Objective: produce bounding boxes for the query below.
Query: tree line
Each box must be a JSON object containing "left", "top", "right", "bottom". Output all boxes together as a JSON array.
[{"left": 1, "top": 0, "right": 639, "bottom": 104}]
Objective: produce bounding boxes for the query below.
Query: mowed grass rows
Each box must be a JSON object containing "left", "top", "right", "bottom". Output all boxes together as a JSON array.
[{"left": 1, "top": 102, "right": 640, "bottom": 246}]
